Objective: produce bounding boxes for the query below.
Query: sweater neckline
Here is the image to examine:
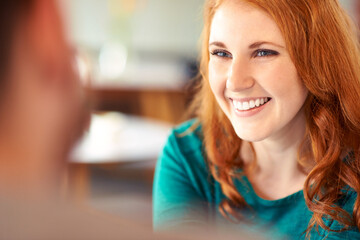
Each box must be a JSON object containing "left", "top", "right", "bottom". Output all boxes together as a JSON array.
[{"left": 239, "top": 175, "right": 304, "bottom": 207}]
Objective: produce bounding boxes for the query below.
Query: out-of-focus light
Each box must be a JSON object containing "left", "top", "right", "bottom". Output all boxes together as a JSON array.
[
  {"left": 99, "top": 43, "right": 127, "bottom": 80},
  {"left": 74, "top": 53, "right": 92, "bottom": 86}
]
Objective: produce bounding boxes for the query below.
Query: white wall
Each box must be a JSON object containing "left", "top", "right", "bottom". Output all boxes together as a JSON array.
[
  {"left": 59, "top": 0, "right": 204, "bottom": 58},
  {"left": 59, "top": 0, "right": 110, "bottom": 49},
  {"left": 130, "top": 0, "right": 204, "bottom": 57}
]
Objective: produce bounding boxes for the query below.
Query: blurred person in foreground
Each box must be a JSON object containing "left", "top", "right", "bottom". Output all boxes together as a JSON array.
[
  {"left": 0, "top": 0, "right": 158, "bottom": 239},
  {"left": 0, "top": 0, "right": 262, "bottom": 239},
  {"left": 0, "top": 0, "right": 87, "bottom": 198},
  {"left": 153, "top": 0, "right": 360, "bottom": 239},
  {"left": 0, "top": 0, "right": 127, "bottom": 239}
]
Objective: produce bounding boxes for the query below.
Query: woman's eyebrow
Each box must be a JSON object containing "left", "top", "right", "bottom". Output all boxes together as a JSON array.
[
  {"left": 209, "top": 41, "right": 227, "bottom": 48},
  {"left": 249, "top": 41, "right": 285, "bottom": 49},
  {"left": 209, "top": 41, "right": 285, "bottom": 49}
]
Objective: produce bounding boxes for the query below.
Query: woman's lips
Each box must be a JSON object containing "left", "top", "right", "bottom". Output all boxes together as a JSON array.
[{"left": 231, "top": 97, "right": 272, "bottom": 117}]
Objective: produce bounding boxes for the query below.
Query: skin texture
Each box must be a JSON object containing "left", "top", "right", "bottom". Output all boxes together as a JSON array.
[{"left": 208, "top": 0, "right": 309, "bottom": 200}]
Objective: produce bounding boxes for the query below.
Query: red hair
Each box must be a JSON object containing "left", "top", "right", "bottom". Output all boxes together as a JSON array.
[{"left": 189, "top": 0, "right": 360, "bottom": 236}]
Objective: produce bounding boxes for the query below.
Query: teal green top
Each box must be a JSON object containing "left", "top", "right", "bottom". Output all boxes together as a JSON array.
[{"left": 153, "top": 119, "right": 359, "bottom": 239}]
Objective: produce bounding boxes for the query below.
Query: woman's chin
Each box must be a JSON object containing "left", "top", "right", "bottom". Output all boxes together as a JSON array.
[{"left": 234, "top": 128, "right": 269, "bottom": 143}]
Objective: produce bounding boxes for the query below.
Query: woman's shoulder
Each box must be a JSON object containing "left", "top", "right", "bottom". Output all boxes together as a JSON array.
[
  {"left": 172, "top": 118, "right": 202, "bottom": 136},
  {"left": 159, "top": 118, "right": 208, "bottom": 178},
  {"left": 154, "top": 118, "right": 213, "bottom": 210},
  {"left": 167, "top": 118, "right": 203, "bottom": 154}
]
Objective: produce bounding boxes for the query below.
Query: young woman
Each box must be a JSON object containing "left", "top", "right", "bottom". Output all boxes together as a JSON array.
[{"left": 153, "top": 0, "right": 360, "bottom": 239}]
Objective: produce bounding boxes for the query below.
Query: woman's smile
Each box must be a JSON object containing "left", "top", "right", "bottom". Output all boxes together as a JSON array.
[{"left": 230, "top": 97, "right": 272, "bottom": 117}]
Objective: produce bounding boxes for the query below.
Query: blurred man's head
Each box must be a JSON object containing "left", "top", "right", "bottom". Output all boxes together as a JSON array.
[{"left": 0, "top": 0, "right": 87, "bottom": 196}]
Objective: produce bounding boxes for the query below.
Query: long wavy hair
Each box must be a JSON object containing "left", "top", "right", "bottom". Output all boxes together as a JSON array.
[{"left": 189, "top": 0, "right": 360, "bottom": 236}]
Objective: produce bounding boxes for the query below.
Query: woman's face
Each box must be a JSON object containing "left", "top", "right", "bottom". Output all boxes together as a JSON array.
[{"left": 208, "top": 0, "right": 308, "bottom": 142}]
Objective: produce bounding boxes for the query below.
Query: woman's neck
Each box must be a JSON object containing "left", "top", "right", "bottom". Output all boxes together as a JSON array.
[{"left": 242, "top": 115, "right": 309, "bottom": 200}]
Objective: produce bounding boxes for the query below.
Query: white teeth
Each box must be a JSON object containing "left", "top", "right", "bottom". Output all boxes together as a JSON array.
[
  {"left": 249, "top": 100, "right": 255, "bottom": 108},
  {"left": 242, "top": 102, "right": 250, "bottom": 110},
  {"left": 233, "top": 97, "right": 270, "bottom": 111}
]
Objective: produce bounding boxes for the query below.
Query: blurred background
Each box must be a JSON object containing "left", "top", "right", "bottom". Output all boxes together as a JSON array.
[{"left": 57, "top": 0, "right": 359, "bottom": 228}]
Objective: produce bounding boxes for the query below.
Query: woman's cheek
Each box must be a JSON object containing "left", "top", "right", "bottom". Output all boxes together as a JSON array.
[{"left": 209, "top": 61, "right": 228, "bottom": 97}]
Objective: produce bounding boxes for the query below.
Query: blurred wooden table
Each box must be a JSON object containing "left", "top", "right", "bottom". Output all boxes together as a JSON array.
[
  {"left": 65, "top": 84, "right": 191, "bottom": 200},
  {"left": 89, "top": 87, "right": 190, "bottom": 124},
  {"left": 66, "top": 112, "right": 172, "bottom": 200}
]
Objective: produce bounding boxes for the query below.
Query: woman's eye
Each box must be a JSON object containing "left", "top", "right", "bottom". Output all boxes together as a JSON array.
[
  {"left": 254, "top": 49, "right": 279, "bottom": 57},
  {"left": 210, "top": 50, "right": 232, "bottom": 58}
]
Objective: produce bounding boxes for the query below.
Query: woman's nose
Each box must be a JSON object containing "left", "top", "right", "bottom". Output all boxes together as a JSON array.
[{"left": 226, "top": 58, "right": 255, "bottom": 91}]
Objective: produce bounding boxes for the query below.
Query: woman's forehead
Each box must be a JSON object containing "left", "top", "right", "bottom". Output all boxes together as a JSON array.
[{"left": 209, "top": 0, "right": 285, "bottom": 48}]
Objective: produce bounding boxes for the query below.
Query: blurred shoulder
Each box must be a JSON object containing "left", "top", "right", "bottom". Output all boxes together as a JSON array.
[
  {"left": 169, "top": 119, "right": 203, "bottom": 153},
  {"left": 173, "top": 118, "right": 202, "bottom": 134}
]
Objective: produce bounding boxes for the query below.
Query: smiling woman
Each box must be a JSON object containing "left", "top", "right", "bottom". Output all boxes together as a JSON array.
[
  {"left": 153, "top": 0, "right": 360, "bottom": 239},
  {"left": 208, "top": 1, "right": 308, "bottom": 143}
]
